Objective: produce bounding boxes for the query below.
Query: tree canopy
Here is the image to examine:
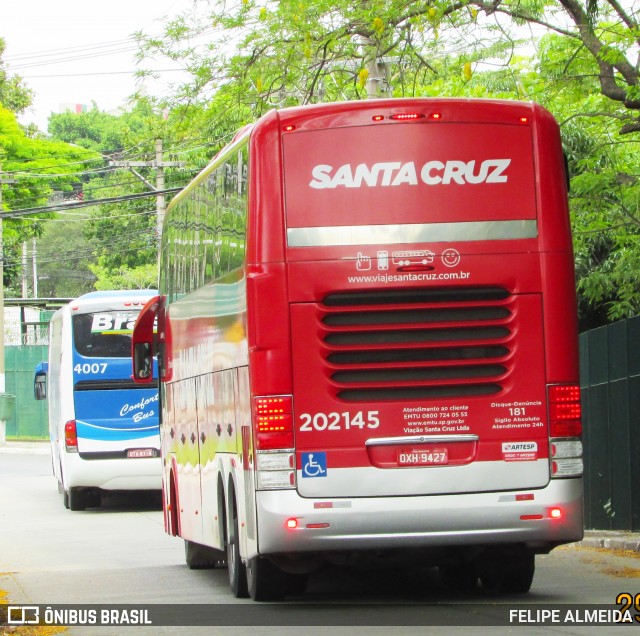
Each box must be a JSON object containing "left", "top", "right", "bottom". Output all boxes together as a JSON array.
[
  {"left": 135, "top": 0, "right": 639, "bottom": 133},
  {"left": 40, "top": 102, "right": 202, "bottom": 291},
  {"left": 0, "top": 106, "right": 99, "bottom": 293},
  {"left": 8, "top": 0, "right": 637, "bottom": 325},
  {"left": 0, "top": 37, "right": 32, "bottom": 115},
  {"left": 131, "top": 0, "right": 640, "bottom": 328}
]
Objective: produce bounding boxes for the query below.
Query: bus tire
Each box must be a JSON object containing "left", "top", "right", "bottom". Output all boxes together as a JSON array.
[
  {"left": 184, "top": 539, "right": 226, "bottom": 569},
  {"left": 439, "top": 560, "right": 479, "bottom": 592},
  {"left": 246, "top": 557, "right": 284, "bottom": 601},
  {"left": 68, "top": 488, "right": 87, "bottom": 511},
  {"left": 480, "top": 549, "right": 535, "bottom": 594},
  {"left": 246, "top": 557, "right": 308, "bottom": 601},
  {"left": 227, "top": 506, "right": 248, "bottom": 598},
  {"left": 63, "top": 489, "right": 70, "bottom": 509},
  {"left": 503, "top": 551, "right": 535, "bottom": 593}
]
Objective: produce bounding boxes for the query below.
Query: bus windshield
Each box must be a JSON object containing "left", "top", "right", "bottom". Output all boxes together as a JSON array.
[{"left": 72, "top": 311, "right": 139, "bottom": 358}]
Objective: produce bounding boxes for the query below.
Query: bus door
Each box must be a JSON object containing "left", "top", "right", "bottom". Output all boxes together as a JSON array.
[
  {"left": 282, "top": 107, "right": 553, "bottom": 499},
  {"left": 71, "top": 309, "right": 159, "bottom": 457}
]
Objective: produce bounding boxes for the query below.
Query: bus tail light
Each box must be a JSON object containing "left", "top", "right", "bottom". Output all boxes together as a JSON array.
[
  {"left": 253, "top": 396, "right": 296, "bottom": 490},
  {"left": 65, "top": 420, "right": 78, "bottom": 452},
  {"left": 256, "top": 452, "right": 295, "bottom": 489},
  {"left": 548, "top": 385, "right": 582, "bottom": 437},
  {"left": 548, "top": 385, "right": 582, "bottom": 478},
  {"left": 253, "top": 396, "right": 294, "bottom": 450}
]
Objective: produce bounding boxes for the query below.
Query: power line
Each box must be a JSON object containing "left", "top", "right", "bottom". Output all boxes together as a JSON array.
[
  {"left": 4, "top": 37, "right": 141, "bottom": 63},
  {"left": 2, "top": 229, "right": 157, "bottom": 269},
  {"left": 23, "top": 208, "right": 158, "bottom": 223},
  {"left": 6, "top": 26, "right": 219, "bottom": 70},
  {"left": 0, "top": 188, "right": 182, "bottom": 219},
  {"left": 20, "top": 69, "right": 187, "bottom": 79}
]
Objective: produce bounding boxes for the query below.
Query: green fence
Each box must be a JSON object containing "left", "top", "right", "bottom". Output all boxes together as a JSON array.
[
  {"left": 579, "top": 316, "right": 640, "bottom": 531},
  {"left": 5, "top": 345, "right": 49, "bottom": 439}
]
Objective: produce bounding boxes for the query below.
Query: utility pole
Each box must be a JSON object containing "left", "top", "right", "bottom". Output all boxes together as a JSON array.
[
  {"left": 155, "top": 139, "right": 166, "bottom": 240},
  {"left": 32, "top": 237, "right": 38, "bottom": 299},
  {"left": 109, "top": 139, "right": 184, "bottom": 243},
  {"left": 21, "top": 241, "right": 28, "bottom": 298},
  {"left": 360, "top": 36, "right": 392, "bottom": 98},
  {"left": 0, "top": 164, "right": 17, "bottom": 445}
]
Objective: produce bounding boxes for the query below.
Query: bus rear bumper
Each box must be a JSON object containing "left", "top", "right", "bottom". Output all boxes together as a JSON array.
[
  {"left": 63, "top": 453, "right": 162, "bottom": 491},
  {"left": 255, "top": 478, "right": 583, "bottom": 555}
]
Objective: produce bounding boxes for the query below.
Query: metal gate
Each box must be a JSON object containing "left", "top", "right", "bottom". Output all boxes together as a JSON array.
[{"left": 580, "top": 316, "right": 640, "bottom": 531}]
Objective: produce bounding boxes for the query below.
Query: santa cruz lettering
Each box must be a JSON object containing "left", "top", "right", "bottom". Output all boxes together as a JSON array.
[{"left": 309, "top": 159, "right": 511, "bottom": 189}]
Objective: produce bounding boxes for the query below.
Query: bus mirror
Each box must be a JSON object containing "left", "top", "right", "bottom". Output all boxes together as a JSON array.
[
  {"left": 34, "top": 362, "right": 48, "bottom": 400},
  {"left": 133, "top": 342, "right": 153, "bottom": 382}
]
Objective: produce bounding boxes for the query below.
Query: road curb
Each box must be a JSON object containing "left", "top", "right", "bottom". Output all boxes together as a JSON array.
[{"left": 579, "top": 531, "right": 640, "bottom": 552}]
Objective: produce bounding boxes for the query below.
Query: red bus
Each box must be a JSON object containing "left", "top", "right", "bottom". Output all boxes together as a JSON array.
[{"left": 132, "top": 98, "right": 583, "bottom": 601}]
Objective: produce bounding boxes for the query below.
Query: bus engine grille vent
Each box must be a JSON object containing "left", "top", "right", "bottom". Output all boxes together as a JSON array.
[{"left": 321, "top": 287, "right": 513, "bottom": 402}]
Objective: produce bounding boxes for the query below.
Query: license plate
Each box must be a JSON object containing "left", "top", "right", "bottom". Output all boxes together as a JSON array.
[
  {"left": 398, "top": 448, "right": 448, "bottom": 466},
  {"left": 127, "top": 448, "right": 156, "bottom": 459}
]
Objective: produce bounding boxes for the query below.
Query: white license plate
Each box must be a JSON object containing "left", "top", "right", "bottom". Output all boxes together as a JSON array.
[
  {"left": 398, "top": 448, "right": 448, "bottom": 466},
  {"left": 127, "top": 448, "right": 156, "bottom": 459}
]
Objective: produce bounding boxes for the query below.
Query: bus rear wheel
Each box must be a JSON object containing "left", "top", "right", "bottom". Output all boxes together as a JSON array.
[
  {"left": 246, "top": 556, "right": 308, "bottom": 602},
  {"left": 479, "top": 548, "right": 535, "bottom": 594},
  {"left": 67, "top": 488, "right": 100, "bottom": 511},
  {"left": 184, "top": 539, "right": 226, "bottom": 569},
  {"left": 227, "top": 509, "right": 248, "bottom": 598},
  {"left": 67, "top": 488, "right": 87, "bottom": 511},
  {"left": 439, "top": 560, "right": 479, "bottom": 592}
]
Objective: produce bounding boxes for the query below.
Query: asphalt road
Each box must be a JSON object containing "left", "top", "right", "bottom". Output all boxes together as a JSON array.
[{"left": 1, "top": 450, "right": 639, "bottom": 635}]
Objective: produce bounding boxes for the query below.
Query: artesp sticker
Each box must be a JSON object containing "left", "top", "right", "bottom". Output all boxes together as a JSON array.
[{"left": 502, "top": 441, "right": 538, "bottom": 462}]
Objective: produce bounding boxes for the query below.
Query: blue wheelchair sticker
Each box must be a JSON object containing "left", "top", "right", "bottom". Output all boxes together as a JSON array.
[{"left": 301, "top": 452, "right": 327, "bottom": 478}]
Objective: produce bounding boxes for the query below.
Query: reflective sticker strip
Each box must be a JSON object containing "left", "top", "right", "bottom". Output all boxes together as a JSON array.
[
  {"left": 287, "top": 220, "right": 538, "bottom": 247},
  {"left": 365, "top": 434, "right": 480, "bottom": 446}
]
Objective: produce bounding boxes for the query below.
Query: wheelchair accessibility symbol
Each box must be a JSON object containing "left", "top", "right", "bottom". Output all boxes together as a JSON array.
[{"left": 301, "top": 452, "right": 327, "bottom": 478}]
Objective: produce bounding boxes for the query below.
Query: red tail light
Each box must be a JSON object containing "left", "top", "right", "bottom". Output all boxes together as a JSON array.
[
  {"left": 548, "top": 385, "right": 582, "bottom": 437},
  {"left": 65, "top": 420, "right": 78, "bottom": 451},
  {"left": 253, "top": 396, "right": 294, "bottom": 450}
]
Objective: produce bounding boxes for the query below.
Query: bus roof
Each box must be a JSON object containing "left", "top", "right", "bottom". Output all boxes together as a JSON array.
[{"left": 65, "top": 290, "right": 159, "bottom": 314}]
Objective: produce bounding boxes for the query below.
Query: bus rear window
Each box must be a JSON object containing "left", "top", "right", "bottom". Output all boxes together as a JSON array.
[
  {"left": 72, "top": 311, "right": 140, "bottom": 358},
  {"left": 283, "top": 123, "right": 536, "bottom": 236}
]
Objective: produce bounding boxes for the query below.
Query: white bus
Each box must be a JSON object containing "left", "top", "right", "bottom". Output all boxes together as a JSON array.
[{"left": 36, "top": 290, "right": 161, "bottom": 511}]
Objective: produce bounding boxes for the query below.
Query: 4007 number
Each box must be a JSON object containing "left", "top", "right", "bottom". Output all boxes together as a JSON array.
[
  {"left": 74, "top": 363, "right": 108, "bottom": 375},
  {"left": 299, "top": 410, "right": 380, "bottom": 432}
]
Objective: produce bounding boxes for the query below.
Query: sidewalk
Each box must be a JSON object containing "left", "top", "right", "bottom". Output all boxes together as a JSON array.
[
  {"left": 2, "top": 439, "right": 640, "bottom": 552},
  {"left": 0, "top": 439, "right": 50, "bottom": 455}
]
